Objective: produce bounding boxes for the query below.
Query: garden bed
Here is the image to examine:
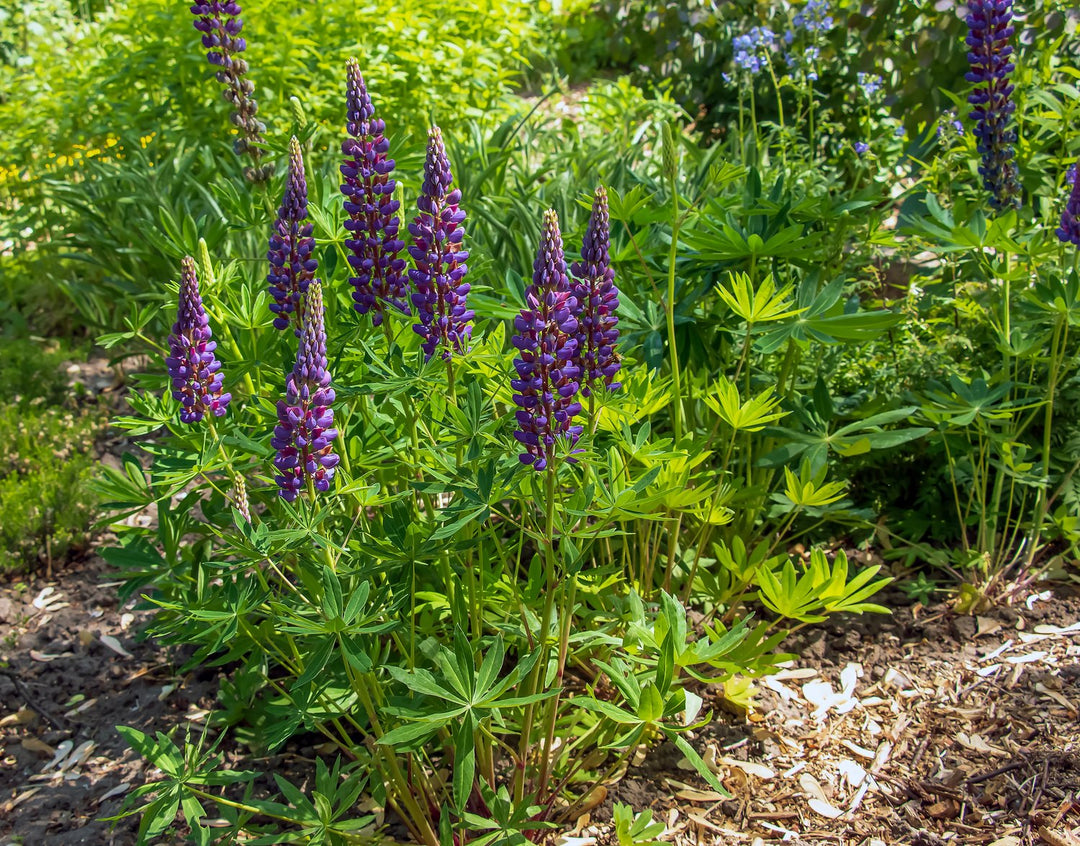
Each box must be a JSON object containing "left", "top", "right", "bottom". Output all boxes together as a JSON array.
[{"left": 2, "top": 559, "right": 1076, "bottom": 845}]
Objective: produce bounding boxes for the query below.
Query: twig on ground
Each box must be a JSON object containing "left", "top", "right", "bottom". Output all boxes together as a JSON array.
[{"left": 0, "top": 667, "right": 68, "bottom": 730}]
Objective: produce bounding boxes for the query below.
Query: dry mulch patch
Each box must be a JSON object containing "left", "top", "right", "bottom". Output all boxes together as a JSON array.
[{"left": 1, "top": 558, "right": 1078, "bottom": 845}]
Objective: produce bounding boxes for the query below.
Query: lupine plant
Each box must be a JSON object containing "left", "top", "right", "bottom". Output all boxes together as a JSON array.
[
  {"left": 189, "top": 0, "right": 270, "bottom": 182},
  {"left": 100, "top": 41, "right": 895, "bottom": 841}
]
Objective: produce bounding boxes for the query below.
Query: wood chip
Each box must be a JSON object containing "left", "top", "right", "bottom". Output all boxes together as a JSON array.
[{"left": 100, "top": 634, "right": 134, "bottom": 659}]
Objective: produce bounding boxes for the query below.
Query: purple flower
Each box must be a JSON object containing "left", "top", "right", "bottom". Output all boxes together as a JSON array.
[
  {"left": 271, "top": 281, "right": 340, "bottom": 501},
  {"left": 189, "top": 1, "right": 270, "bottom": 181},
  {"left": 965, "top": 0, "right": 1020, "bottom": 210},
  {"left": 854, "top": 141, "right": 870, "bottom": 156},
  {"left": 1057, "top": 159, "right": 1080, "bottom": 246},
  {"left": 268, "top": 137, "right": 317, "bottom": 334},
  {"left": 571, "top": 187, "right": 621, "bottom": 398},
  {"left": 409, "top": 126, "right": 473, "bottom": 361},
  {"left": 341, "top": 59, "right": 408, "bottom": 325},
  {"left": 512, "top": 210, "right": 583, "bottom": 472},
  {"left": 166, "top": 256, "right": 231, "bottom": 424}
]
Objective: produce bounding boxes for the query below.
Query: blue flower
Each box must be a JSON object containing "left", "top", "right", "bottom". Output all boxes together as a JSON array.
[
  {"left": 1057, "top": 159, "right": 1080, "bottom": 246},
  {"left": 166, "top": 256, "right": 231, "bottom": 424},
  {"left": 408, "top": 126, "right": 473, "bottom": 361},
  {"left": 732, "top": 27, "right": 777, "bottom": 75},
  {"left": 965, "top": 0, "right": 1020, "bottom": 209},
  {"left": 854, "top": 141, "right": 870, "bottom": 156},
  {"left": 271, "top": 281, "right": 340, "bottom": 501},
  {"left": 793, "top": 0, "right": 834, "bottom": 32},
  {"left": 340, "top": 59, "right": 408, "bottom": 325},
  {"left": 267, "top": 137, "right": 317, "bottom": 334},
  {"left": 570, "top": 187, "right": 621, "bottom": 398},
  {"left": 511, "top": 210, "right": 582, "bottom": 471},
  {"left": 858, "top": 72, "right": 882, "bottom": 98}
]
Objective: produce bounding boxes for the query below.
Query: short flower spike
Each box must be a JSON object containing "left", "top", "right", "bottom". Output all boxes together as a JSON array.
[{"left": 166, "top": 256, "right": 231, "bottom": 424}]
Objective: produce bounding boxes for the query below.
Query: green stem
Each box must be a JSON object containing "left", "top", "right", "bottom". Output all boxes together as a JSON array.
[{"left": 666, "top": 175, "right": 684, "bottom": 442}]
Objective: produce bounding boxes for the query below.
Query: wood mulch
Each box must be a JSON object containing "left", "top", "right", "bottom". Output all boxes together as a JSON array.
[{"left": 1, "top": 555, "right": 1078, "bottom": 845}]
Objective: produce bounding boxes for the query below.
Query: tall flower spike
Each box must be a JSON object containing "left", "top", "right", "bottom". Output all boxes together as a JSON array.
[
  {"left": 271, "top": 282, "right": 340, "bottom": 501},
  {"left": 409, "top": 126, "right": 473, "bottom": 361},
  {"left": 571, "top": 186, "right": 621, "bottom": 397},
  {"left": 965, "top": 0, "right": 1020, "bottom": 210},
  {"left": 268, "top": 137, "right": 317, "bottom": 334},
  {"left": 341, "top": 60, "right": 408, "bottom": 325},
  {"left": 1057, "top": 161, "right": 1080, "bottom": 247},
  {"left": 511, "top": 210, "right": 583, "bottom": 472},
  {"left": 166, "top": 257, "right": 232, "bottom": 424},
  {"left": 189, "top": 1, "right": 270, "bottom": 182}
]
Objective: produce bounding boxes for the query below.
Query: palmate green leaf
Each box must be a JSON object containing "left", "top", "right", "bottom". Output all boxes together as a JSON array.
[
  {"left": 116, "top": 727, "right": 183, "bottom": 776},
  {"left": 377, "top": 720, "right": 443, "bottom": 747},
  {"left": 385, "top": 664, "right": 461, "bottom": 703},
  {"left": 179, "top": 792, "right": 212, "bottom": 846},
  {"left": 704, "top": 377, "right": 788, "bottom": 433},
  {"left": 779, "top": 462, "right": 847, "bottom": 508},
  {"left": 716, "top": 272, "right": 804, "bottom": 324},
  {"left": 755, "top": 276, "right": 900, "bottom": 354},
  {"left": 757, "top": 549, "right": 891, "bottom": 623}
]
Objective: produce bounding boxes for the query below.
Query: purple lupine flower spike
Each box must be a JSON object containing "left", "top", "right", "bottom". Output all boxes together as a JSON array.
[
  {"left": 409, "top": 126, "right": 473, "bottom": 361},
  {"left": 965, "top": 0, "right": 1020, "bottom": 210},
  {"left": 189, "top": 1, "right": 270, "bottom": 182},
  {"left": 166, "top": 256, "right": 232, "bottom": 424},
  {"left": 271, "top": 281, "right": 340, "bottom": 501},
  {"left": 268, "top": 137, "right": 318, "bottom": 334},
  {"left": 511, "top": 210, "right": 583, "bottom": 472},
  {"left": 1057, "top": 161, "right": 1080, "bottom": 246},
  {"left": 341, "top": 59, "right": 408, "bottom": 325},
  {"left": 571, "top": 186, "right": 621, "bottom": 397}
]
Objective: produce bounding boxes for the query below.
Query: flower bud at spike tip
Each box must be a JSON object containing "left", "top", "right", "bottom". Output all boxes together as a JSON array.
[
  {"left": 341, "top": 60, "right": 409, "bottom": 325},
  {"left": 231, "top": 475, "right": 252, "bottom": 523},
  {"left": 165, "top": 257, "right": 232, "bottom": 424},
  {"left": 571, "top": 187, "right": 622, "bottom": 397},
  {"left": 267, "top": 137, "right": 317, "bottom": 334},
  {"left": 197, "top": 238, "right": 216, "bottom": 289},
  {"left": 964, "top": 0, "right": 1020, "bottom": 210},
  {"left": 661, "top": 122, "right": 678, "bottom": 183},
  {"left": 1057, "top": 160, "right": 1080, "bottom": 247},
  {"left": 271, "top": 282, "right": 340, "bottom": 501},
  {"left": 511, "top": 209, "right": 583, "bottom": 472},
  {"left": 409, "top": 126, "right": 473, "bottom": 361}
]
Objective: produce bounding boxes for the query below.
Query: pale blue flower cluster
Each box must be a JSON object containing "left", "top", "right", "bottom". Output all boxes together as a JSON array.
[{"left": 733, "top": 27, "right": 777, "bottom": 74}]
